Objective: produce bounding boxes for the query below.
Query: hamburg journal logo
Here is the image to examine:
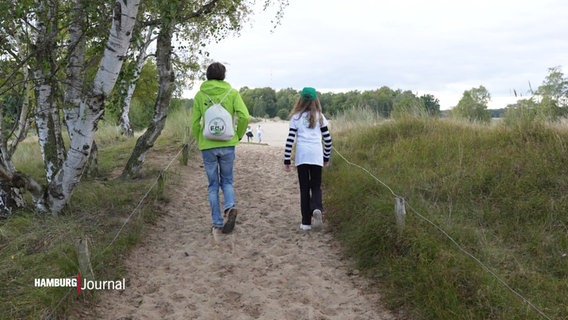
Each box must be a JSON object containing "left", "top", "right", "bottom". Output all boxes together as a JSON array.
[{"left": 34, "top": 274, "right": 125, "bottom": 294}]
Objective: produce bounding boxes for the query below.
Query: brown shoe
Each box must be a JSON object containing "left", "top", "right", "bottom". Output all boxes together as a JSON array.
[{"left": 222, "top": 208, "right": 238, "bottom": 234}]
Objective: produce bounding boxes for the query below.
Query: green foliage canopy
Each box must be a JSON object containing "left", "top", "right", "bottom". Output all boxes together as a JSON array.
[
  {"left": 504, "top": 66, "right": 568, "bottom": 124},
  {"left": 451, "top": 85, "right": 491, "bottom": 123},
  {"left": 237, "top": 86, "right": 440, "bottom": 119}
]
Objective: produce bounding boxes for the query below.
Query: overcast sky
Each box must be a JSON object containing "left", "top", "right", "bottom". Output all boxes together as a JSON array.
[{"left": 186, "top": 0, "right": 568, "bottom": 110}]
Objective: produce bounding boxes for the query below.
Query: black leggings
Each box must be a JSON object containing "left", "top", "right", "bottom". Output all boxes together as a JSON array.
[{"left": 296, "top": 164, "right": 323, "bottom": 225}]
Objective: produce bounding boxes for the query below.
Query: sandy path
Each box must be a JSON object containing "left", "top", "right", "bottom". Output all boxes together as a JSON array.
[{"left": 83, "top": 120, "right": 396, "bottom": 320}]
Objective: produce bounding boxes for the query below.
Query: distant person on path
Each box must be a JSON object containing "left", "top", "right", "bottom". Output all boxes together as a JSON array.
[
  {"left": 245, "top": 125, "right": 253, "bottom": 142},
  {"left": 191, "top": 62, "right": 250, "bottom": 237},
  {"left": 256, "top": 124, "right": 262, "bottom": 143},
  {"left": 283, "top": 87, "right": 332, "bottom": 231}
]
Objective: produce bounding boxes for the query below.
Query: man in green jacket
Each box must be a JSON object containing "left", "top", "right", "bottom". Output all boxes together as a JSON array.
[{"left": 191, "top": 62, "right": 250, "bottom": 236}]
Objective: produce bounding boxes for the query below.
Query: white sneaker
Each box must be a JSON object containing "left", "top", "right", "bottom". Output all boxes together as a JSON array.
[
  {"left": 211, "top": 227, "right": 223, "bottom": 241},
  {"left": 300, "top": 224, "right": 312, "bottom": 231},
  {"left": 312, "top": 209, "right": 323, "bottom": 229}
]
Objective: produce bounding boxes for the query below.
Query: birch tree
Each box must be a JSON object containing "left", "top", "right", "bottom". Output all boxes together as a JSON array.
[
  {"left": 121, "top": 0, "right": 289, "bottom": 178},
  {"left": 121, "top": 19, "right": 174, "bottom": 178},
  {"left": 0, "top": 0, "right": 288, "bottom": 213},
  {"left": 41, "top": 0, "right": 141, "bottom": 213},
  {"left": 63, "top": 0, "right": 87, "bottom": 140},
  {"left": 121, "top": 1, "right": 210, "bottom": 178},
  {"left": 32, "top": 0, "right": 67, "bottom": 184},
  {"left": 534, "top": 66, "right": 568, "bottom": 121},
  {"left": 116, "top": 26, "right": 156, "bottom": 137},
  {"left": 0, "top": 1, "right": 39, "bottom": 214}
]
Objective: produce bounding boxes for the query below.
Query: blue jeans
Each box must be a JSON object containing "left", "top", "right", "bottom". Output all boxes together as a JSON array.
[{"left": 201, "top": 147, "right": 236, "bottom": 228}]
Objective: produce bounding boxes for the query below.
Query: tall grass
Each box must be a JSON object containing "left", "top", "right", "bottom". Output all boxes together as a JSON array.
[
  {"left": 330, "top": 105, "right": 385, "bottom": 133},
  {"left": 158, "top": 108, "right": 193, "bottom": 145},
  {"left": 325, "top": 114, "right": 568, "bottom": 319},
  {"left": 0, "top": 108, "right": 191, "bottom": 319}
]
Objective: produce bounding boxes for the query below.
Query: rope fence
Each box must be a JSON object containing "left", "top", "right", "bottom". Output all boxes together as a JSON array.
[
  {"left": 332, "top": 146, "right": 552, "bottom": 320},
  {"left": 102, "top": 145, "right": 185, "bottom": 252},
  {"left": 45, "top": 143, "right": 188, "bottom": 319},
  {"left": 44, "top": 141, "right": 550, "bottom": 319}
]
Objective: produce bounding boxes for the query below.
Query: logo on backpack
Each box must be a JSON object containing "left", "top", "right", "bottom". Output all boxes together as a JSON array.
[
  {"left": 208, "top": 117, "right": 227, "bottom": 135},
  {"left": 203, "top": 90, "right": 234, "bottom": 141}
]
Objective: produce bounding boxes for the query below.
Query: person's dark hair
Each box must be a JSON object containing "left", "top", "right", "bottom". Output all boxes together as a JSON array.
[{"left": 206, "top": 62, "right": 226, "bottom": 80}]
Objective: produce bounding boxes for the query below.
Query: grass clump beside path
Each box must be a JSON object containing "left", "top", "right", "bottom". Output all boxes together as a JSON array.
[
  {"left": 0, "top": 109, "right": 192, "bottom": 319},
  {"left": 325, "top": 115, "right": 568, "bottom": 319}
]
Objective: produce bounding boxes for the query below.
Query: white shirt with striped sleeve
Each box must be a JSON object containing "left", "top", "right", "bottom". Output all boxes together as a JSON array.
[{"left": 284, "top": 111, "right": 332, "bottom": 166}]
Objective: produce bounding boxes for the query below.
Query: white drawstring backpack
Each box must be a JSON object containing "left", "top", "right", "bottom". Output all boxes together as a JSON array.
[{"left": 202, "top": 90, "right": 234, "bottom": 141}]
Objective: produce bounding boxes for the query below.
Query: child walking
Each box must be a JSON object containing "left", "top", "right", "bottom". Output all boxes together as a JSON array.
[
  {"left": 245, "top": 125, "right": 253, "bottom": 142},
  {"left": 283, "top": 87, "right": 332, "bottom": 231}
]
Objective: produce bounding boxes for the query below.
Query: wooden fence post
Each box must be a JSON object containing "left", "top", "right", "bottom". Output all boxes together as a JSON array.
[
  {"left": 181, "top": 143, "right": 189, "bottom": 166},
  {"left": 76, "top": 238, "right": 94, "bottom": 281},
  {"left": 395, "top": 197, "right": 406, "bottom": 234},
  {"left": 157, "top": 170, "right": 165, "bottom": 200}
]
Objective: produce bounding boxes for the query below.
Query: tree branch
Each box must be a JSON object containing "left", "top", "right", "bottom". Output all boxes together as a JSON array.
[
  {"left": 142, "top": 0, "right": 223, "bottom": 27},
  {"left": 185, "top": 0, "right": 223, "bottom": 20}
]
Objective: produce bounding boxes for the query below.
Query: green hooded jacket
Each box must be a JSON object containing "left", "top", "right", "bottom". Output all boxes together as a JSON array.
[{"left": 191, "top": 80, "right": 250, "bottom": 150}]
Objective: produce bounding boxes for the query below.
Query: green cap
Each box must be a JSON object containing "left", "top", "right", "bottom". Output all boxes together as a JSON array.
[{"left": 301, "top": 87, "right": 317, "bottom": 101}]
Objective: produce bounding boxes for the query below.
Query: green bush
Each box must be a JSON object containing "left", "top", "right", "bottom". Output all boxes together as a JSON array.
[{"left": 276, "top": 108, "right": 289, "bottom": 120}]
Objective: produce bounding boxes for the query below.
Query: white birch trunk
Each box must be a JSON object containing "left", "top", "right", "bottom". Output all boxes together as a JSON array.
[
  {"left": 33, "top": 0, "right": 66, "bottom": 183},
  {"left": 34, "top": 79, "right": 65, "bottom": 183},
  {"left": 63, "top": 0, "right": 86, "bottom": 139},
  {"left": 118, "top": 82, "right": 135, "bottom": 136},
  {"left": 0, "top": 105, "right": 15, "bottom": 174},
  {"left": 44, "top": 0, "right": 141, "bottom": 213},
  {"left": 9, "top": 64, "right": 32, "bottom": 155},
  {"left": 63, "top": 0, "right": 101, "bottom": 178},
  {"left": 0, "top": 23, "right": 32, "bottom": 172},
  {"left": 118, "top": 27, "right": 154, "bottom": 137},
  {"left": 0, "top": 18, "right": 40, "bottom": 213}
]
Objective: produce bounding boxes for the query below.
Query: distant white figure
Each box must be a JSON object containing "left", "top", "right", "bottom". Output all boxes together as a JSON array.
[{"left": 256, "top": 124, "right": 262, "bottom": 143}]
